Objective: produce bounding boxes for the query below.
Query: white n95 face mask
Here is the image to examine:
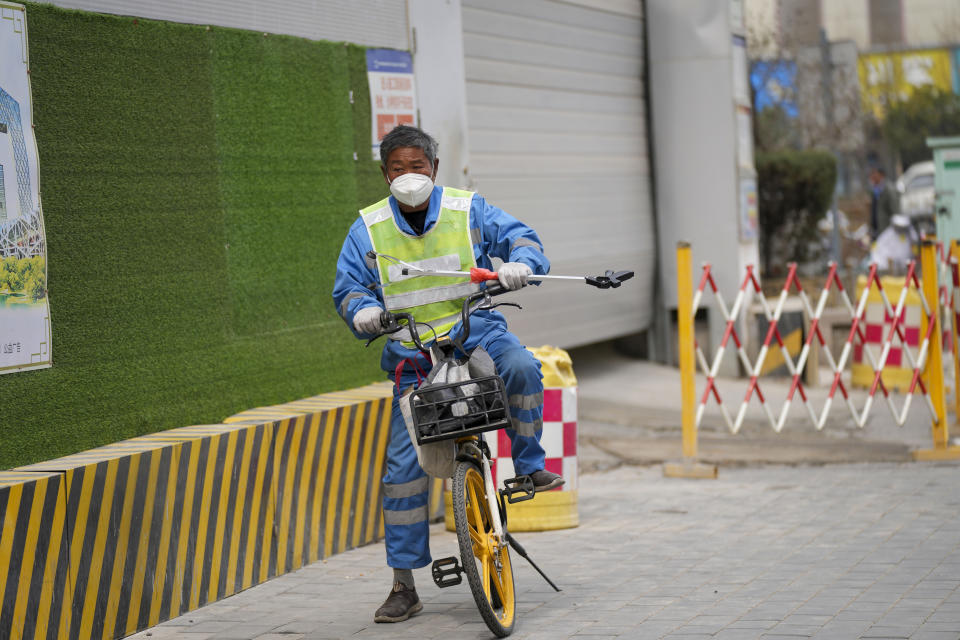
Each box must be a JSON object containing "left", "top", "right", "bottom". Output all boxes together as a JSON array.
[{"left": 390, "top": 172, "right": 434, "bottom": 207}]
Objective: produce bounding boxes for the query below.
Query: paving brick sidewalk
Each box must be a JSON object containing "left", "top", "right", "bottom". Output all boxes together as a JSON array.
[{"left": 132, "top": 462, "right": 960, "bottom": 640}]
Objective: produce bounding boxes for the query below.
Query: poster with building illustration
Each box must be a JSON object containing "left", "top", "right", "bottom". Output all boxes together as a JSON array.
[{"left": 1, "top": 2, "right": 51, "bottom": 374}]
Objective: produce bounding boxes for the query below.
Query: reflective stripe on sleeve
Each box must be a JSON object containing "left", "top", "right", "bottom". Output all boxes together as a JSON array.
[
  {"left": 339, "top": 291, "right": 369, "bottom": 319},
  {"left": 510, "top": 237, "right": 542, "bottom": 253}
]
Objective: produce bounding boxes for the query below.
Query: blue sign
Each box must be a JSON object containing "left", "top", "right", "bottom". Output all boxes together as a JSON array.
[
  {"left": 366, "top": 48, "right": 414, "bottom": 74},
  {"left": 750, "top": 60, "right": 798, "bottom": 117}
]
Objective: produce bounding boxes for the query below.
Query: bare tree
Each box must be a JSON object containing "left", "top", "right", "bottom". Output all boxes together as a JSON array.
[{"left": 745, "top": 6, "right": 864, "bottom": 156}]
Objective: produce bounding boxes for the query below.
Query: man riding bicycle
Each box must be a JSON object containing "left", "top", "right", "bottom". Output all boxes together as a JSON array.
[{"left": 332, "top": 124, "right": 564, "bottom": 624}]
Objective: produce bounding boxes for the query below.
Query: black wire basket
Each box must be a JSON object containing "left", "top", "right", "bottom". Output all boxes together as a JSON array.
[{"left": 410, "top": 375, "right": 512, "bottom": 445}]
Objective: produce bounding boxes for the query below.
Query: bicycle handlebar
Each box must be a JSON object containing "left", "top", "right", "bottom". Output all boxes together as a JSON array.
[{"left": 375, "top": 283, "right": 515, "bottom": 352}]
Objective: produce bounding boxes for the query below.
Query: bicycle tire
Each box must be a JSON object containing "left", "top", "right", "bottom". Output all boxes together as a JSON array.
[{"left": 452, "top": 460, "right": 516, "bottom": 637}]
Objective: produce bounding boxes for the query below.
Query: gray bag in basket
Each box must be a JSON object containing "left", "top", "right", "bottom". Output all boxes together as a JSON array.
[{"left": 398, "top": 344, "right": 498, "bottom": 478}]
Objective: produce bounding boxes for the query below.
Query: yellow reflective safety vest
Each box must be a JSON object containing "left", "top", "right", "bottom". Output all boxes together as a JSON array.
[{"left": 362, "top": 186, "right": 480, "bottom": 346}]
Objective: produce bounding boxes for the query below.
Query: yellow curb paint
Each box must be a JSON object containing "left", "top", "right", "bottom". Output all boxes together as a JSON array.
[
  {"left": 351, "top": 412, "right": 377, "bottom": 550},
  {"left": 367, "top": 400, "right": 391, "bottom": 544},
  {"left": 310, "top": 413, "right": 337, "bottom": 563},
  {"left": 148, "top": 445, "right": 182, "bottom": 627},
  {"left": 170, "top": 440, "right": 202, "bottom": 617},
  {"left": 78, "top": 458, "right": 120, "bottom": 640},
  {"left": 11, "top": 480, "right": 47, "bottom": 639},
  {"left": 125, "top": 449, "right": 163, "bottom": 635},
  {"left": 277, "top": 418, "right": 305, "bottom": 575},
  {"left": 0, "top": 484, "right": 24, "bottom": 632},
  {"left": 224, "top": 430, "right": 256, "bottom": 598},
  {"left": 102, "top": 455, "right": 141, "bottom": 640},
  {"left": 338, "top": 408, "right": 364, "bottom": 554},
  {"left": 34, "top": 476, "right": 67, "bottom": 640},
  {"left": 243, "top": 425, "right": 271, "bottom": 589},
  {"left": 293, "top": 414, "right": 322, "bottom": 569},
  {"left": 208, "top": 431, "right": 239, "bottom": 604},
  {"left": 324, "top": 409, "right": 351, "bottom": 559}
]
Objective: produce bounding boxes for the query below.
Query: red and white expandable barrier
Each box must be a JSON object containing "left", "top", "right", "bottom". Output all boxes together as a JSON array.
[{"left": 691, "top": 260, "right": 942, "bottom": 433}]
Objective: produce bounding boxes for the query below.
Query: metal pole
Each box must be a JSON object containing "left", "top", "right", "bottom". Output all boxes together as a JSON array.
[
  {"left": 921, "top": 240, "right": 948, "bottom": 449},
  {"left": 913, "top": 239, "right": 960, "bottom": 460},
  {"left": 663, "top": 243, "right": 716, "bottom": 478},
  {"left": 677, "top": 242, "right": 697, "bottom": 459},
  {"left": 820, "top": 28, "right": 841, "bottom": 269}
]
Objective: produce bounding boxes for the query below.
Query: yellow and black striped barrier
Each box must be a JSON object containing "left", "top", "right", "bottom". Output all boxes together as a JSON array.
[
  {"left": 0, "top": 381, "right": 442, "bottom": 640},
  {"left": 0, "top": 471, "right": 68, "bottom": 640}
]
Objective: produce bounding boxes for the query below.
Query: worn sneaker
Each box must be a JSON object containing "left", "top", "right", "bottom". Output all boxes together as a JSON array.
[
  {"left": 530, "top": 469, "right": 565, "bottom": 492},
  {"left": 374, "top": 582, "right": 423, "bottom": 623}
]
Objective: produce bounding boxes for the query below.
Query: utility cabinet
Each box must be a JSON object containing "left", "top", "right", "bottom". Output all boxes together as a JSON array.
[{"left": 928, "top": 136, "right": 960, "bottom": 242}]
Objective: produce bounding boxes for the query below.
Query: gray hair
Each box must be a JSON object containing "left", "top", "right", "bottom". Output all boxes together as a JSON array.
[{"left": 379, "top": 124, "right": 438, "bottom": 167}]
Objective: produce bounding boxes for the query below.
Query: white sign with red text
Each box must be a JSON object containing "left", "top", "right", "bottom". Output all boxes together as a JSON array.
[{"left": 366, "top": 49, "right": 418, "bottom": 161}]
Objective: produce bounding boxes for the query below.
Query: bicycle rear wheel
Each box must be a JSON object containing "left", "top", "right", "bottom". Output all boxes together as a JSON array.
[{"left": 451, "top": 460, "right": 516, "bottom": 637}]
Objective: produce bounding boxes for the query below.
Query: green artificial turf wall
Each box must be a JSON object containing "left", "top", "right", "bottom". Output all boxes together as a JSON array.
[{"left": 1, "top": 4, "right": 391, "bottom": 469}]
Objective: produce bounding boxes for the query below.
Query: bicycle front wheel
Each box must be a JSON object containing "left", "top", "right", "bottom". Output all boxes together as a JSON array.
[{"left": 452, "top": 460, "right": 516, "bottom": 637}]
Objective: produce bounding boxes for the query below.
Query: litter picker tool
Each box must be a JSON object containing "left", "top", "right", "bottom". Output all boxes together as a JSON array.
[{"left": 367, "top": 251, "right": 634, "bottom": 289}]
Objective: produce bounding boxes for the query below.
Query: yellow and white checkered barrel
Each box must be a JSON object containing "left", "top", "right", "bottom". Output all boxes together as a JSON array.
[
  {"left": 852, "top": 274, "right": 938, "bottom": 392},
  {"left": 444, "top": 346, "right": 579, "bottom": 532}
]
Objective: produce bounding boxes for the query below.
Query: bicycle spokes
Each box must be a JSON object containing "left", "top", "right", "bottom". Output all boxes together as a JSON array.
[
  {"left": 466, "top": 471, "right": 490, "bottom": 548},
  {"left": 459, "top": 464, "right": 515, "bottom": 633}
]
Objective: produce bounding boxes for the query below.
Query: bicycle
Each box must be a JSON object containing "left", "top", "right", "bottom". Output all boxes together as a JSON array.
[{"left": 374, "top": 283, "right": 560, "bottom": 637}]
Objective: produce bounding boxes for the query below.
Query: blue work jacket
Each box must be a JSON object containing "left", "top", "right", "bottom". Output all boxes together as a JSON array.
[{"left": 333, "top": 185, "right": 550, "bottom": 374}]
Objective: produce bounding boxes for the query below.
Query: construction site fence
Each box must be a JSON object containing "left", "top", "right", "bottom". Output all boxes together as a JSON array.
[{"left": 674, "top": 239, "right": 960, "bottom": 467}]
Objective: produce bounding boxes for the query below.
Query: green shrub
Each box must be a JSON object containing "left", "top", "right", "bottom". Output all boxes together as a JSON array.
[
  {"left": 882, "top": 87, "right": 960, "bottom": 168},
  {"left": 24, "top": 273, "right": 45, "bottom": 301},
  {"left": 756, "top": 150, "right": 837, "bottom": 275},
  {"left": 29, "top": 255, "right": 45, "bottom": 277},
  {"left": 0, "top": 257, "right": 13, "bottom": 291},
  {"left": 3, "top": 257, "right": 25, "bottom": 292}
]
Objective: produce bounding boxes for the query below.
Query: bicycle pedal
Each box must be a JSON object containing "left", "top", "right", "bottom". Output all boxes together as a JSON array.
[
  {"left": 431, "top": 556, "right": 463, "bottom": 588},
  {"left": 500, "top": 475, "right": 536, "bottom": 503}
]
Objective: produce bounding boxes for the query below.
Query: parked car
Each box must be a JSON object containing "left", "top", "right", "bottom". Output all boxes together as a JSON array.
[{"left": 897, "top": 161, "right": 936, "bottom": 234}]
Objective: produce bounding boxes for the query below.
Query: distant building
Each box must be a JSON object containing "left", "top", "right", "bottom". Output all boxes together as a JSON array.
[
  {"left": 0, "top": 87, "right": 32, "bottom": 220},
  {"left": 0, "top": 165, "right": 6, "bottom": 223},
  {"left": 747, "top": 0, "right": 960, "bottom": 50}
]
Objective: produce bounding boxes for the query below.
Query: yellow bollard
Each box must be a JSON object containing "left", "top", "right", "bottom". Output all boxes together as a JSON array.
[
  {"left": 664, "top": 242, "right": 717, "bottom": 478},
  {"left": 951, "top": 240, "right": 960, "bottom": 424},
  {"left": 913, "top": 239, "right": 960, "bottom": 460}
]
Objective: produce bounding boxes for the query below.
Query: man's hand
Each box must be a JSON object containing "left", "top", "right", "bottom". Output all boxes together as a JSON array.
[
  {"left": 498, "top": 262, "right": 533, "bottom": 290},
  {"left": 353, "top": 306, "right": 384, "bottom": 334}
]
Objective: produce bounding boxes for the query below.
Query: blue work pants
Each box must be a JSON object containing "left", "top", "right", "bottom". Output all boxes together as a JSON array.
[{"left": 380, "top": 328, "right": 545, "bottom": 569}]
